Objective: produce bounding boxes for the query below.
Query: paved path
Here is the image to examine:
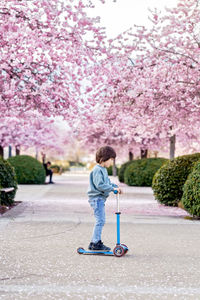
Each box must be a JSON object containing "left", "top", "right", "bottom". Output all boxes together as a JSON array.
[{"left": 0, "top": 173, "right": 200, "bottom": 300}]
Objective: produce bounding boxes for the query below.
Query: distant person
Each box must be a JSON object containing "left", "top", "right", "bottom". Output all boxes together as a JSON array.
[
  {"left": 42, "top": 153, "right": 54, "bottom": 184},
  {"left": 87, "top": 146, "right": 122, "bottom": 251}
]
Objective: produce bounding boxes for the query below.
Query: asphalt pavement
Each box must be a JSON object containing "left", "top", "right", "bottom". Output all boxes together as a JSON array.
[{"left": 0, "top": 172, "right": 200, "bottom": 300}]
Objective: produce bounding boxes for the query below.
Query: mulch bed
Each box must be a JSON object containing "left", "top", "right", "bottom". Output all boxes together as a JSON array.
[{"left": 0, "top": 201, "right": 22, "bottom": 215}]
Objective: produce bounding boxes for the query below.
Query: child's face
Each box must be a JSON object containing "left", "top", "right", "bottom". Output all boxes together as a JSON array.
[{"left": 103, "top": 158, "right": 114, "bottom": 168}]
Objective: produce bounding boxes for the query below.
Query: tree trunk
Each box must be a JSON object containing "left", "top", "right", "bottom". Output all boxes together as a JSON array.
[
  {"left": 153, "top": 151, "right": 158, "bottom": 158},
  {"left": 112, "top": 158, "right": 117, "bottom": 177},
  {"left": 35, "top": 148, "right": 38, "bottom": 160},
  {"left": 170, "top": 134, "right": 176, "bottom": 160},
  {"left": 8, "top": 146, "right": 12, "bottom": 158},
  {"left": 129, "top": 151, "right": 133, "bottom": 161},
  {"left": 16, "top": 146, "right": 20, "bottom": 156},
  {"left": 0, "top": 146, "right": 4, "bottom": 158},
  {"left": 141, "top": 149, "right": 148, "bottom": 159},
  {"left": 42, "top": 153, "right": 46, "bottom": 164}
]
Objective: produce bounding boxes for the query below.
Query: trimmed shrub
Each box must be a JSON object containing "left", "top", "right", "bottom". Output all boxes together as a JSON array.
[
  {"left": 124, "top": 158, "right": 167, "bottom": 187},
  {"left": 182, "top": 161, "right": 200, "bottom": 217},
  {"left": 152, "top": 153, "right": 200, "bottom": 207},
  {"left": 50, "top": 164, "right": 61, "bottom": 173},
  {"left": 69, "top": 161, "right": 85, "bottom": 167},
  {"left": 0, "top": 158, "right": 18, "bottom": 206},
  {"left": 118, "top": 161, "right": 133, "bottom": 183},
  {"left": 61, "top": 166, "right": 70, "bottom": 172},
  {"left": 106, "top": 166, "right": 119, "bottom": 176},
  {"left": 8, "top": 155, "right": 46, "bottom": 184},
  {"left": 50, "top": 164, "right": 70, "bottom": 174}
]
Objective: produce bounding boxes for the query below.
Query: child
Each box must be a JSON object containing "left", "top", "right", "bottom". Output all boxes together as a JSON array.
[{"left": 88, "top": 146, "right": 122, "bottom": 251}]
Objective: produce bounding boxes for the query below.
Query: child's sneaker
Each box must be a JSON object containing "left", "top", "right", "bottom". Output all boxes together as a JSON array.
[
  {"left": 88, "top": 240, "right": 111, "bottom": 251},
  {"left": 88, "top": 242, "right": 94, "bottom": 250}
]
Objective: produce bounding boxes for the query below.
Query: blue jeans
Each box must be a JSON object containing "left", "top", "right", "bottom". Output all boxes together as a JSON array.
[{"left": 89, "top": 198, "right": 106, "bottom": 243}]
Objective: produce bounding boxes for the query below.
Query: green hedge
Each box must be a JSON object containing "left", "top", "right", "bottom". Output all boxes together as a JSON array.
[
  {"left": 0, "top": 158, "right": 18, "bottom": 206},
  {"left": 8, "top": 155, "right": 46, "bottom": 184},
  {"left": 182, "top": 161, "right": 200, "bottom": 217},
  {"left": 50, "top": 164, "right": 60, "bottom": 173},
  {"left": 152, "top": 153, "right": 200, "bottom": 207},
  {"left": 124, "top": 158, "right": 167, "bottom": 187},
  {"left": 106, "top": 166, "right": 119, "bottom": 176},
  {"left": 69, "top": 161, "right": 85, "bottom": 167},
  {"left": 118, "top": 161, "right": 133, "bottom": 183},
  {"left": 50, "top": 164, "right": 70, "bottom": 173}
]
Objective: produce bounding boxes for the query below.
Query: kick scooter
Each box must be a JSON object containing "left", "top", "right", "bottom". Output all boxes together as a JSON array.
[{"left": 77, "top": 190, "right": 128, "bottom": 257}]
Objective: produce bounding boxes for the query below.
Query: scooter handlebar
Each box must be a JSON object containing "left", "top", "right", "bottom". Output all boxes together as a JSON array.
[{"left": 114, "top": 189, "right": 118, "bottom": 194}]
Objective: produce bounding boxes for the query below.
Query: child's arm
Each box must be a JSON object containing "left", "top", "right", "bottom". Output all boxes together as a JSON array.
[
  {"left": 93, "top": 170, "right": 115, "bottom": 193},
  {"left": 108, "top": 177, "right": 118, "bottom": 188},
  {"left": 108, "top": 177, "right": 123, "bottom": 194}
]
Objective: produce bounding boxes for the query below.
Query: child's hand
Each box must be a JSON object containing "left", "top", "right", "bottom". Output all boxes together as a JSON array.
[
  {"left": 115, "top": 188, "right": 123, "bottom": 194},
  {"left": 118, "top": 188, "right": 123, "bottom": 194}
]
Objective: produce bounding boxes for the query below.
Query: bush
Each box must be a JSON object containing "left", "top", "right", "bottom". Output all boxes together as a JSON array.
[
  {"left": 182, "top": 161, "right": 200, "bottom": 217},
  {"left": 61, "top": 166, "right": 70, "bottom": 172},
  {"left": 50, "top": 164, "right": 70, "bottom": 174},
  {"left": 50, "top": 164, "right": 61, "bottom": 173},
  {"left": 0, "top": 158, "right": 18, "bottom": 206},
  {"left": 152, "top": 153, "right": 200, "bottom": 207},
  {"left": 106, "top": 166, "right": 119, "bottom": 176},
  {"left": 124, "top": 158, "right": 167, "bottom": 187},
  {"left": 69, "top": 161, "right": 85, "bottom": 167},
  {"left": 118, "top": 161, "right": 133, "bottom": 183},
  {"left": 8, "top": 155, "right": 46, "bottom": 184}
]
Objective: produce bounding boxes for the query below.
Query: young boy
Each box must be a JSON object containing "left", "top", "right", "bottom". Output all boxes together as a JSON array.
[{"left": 88, "top": 146, "right": 122, "bottom": 251}]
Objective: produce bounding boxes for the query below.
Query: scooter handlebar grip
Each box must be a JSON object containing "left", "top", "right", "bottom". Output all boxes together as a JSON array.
[{"left": 114, "top": 190, "right": 118, "bottom": 194}]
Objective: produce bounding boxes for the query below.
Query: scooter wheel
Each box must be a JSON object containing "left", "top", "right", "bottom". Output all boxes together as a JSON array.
[
  {"left": 77, "top": 247, "right": 84, "bottom": 254},
  {"left": 121, "top": 244, "right": 128, "bottom": 253},
  {"left": 113, "top": 245, "right": 125, "bottom": 257}
]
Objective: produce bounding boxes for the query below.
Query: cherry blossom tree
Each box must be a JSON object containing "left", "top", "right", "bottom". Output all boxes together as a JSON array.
[
  {"left": 0, "top": 112, "right": 66, "bottom": 158},
  {"left": 125, "top": 0, "right": 200, "bottom": 158},
  {"left": 0, "top": 0, "right": 114, "bottom": 158},
  {"left": 0, "top": 0, "right": 109, "bottom": 118},
  {"left": 77, "top": 0, "right": 200, "bottom": 160}
]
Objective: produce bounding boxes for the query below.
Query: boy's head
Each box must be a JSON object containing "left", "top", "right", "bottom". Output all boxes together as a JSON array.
[{"left": 96, "top": 146, "right": 116, "bottom": 166}]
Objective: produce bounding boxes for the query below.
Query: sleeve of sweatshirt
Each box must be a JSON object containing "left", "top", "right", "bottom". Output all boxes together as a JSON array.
[
  {"left": 108, "top": 177, "right": 118, "bottom": 188},
  {"left": 93, "top": 169, "right": 114, "bottom": 193}
]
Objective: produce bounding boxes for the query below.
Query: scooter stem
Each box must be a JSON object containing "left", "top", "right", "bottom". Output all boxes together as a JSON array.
[
  {"left": 116, "top": 213, "right": 121, "bottom": 245},
  {"left": 117, "top": 192, "right": 120, "bottom": 213},
  {"left": 114, "top": 190, "right": 121, "bottom": 245}
]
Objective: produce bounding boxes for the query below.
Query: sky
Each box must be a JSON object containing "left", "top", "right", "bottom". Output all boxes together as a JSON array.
[{"left": 87, "top": 0, "right": 178, "bottom": 38}]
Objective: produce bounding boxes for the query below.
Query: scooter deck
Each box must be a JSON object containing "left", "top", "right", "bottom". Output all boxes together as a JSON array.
[{"left": 77, "top": 248, "right": 114, "bottom": 256}]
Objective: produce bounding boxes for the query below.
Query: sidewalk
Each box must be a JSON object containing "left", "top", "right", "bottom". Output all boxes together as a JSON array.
[{"left": 0, "top": 173, "right": 200, "bottom": 300}]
